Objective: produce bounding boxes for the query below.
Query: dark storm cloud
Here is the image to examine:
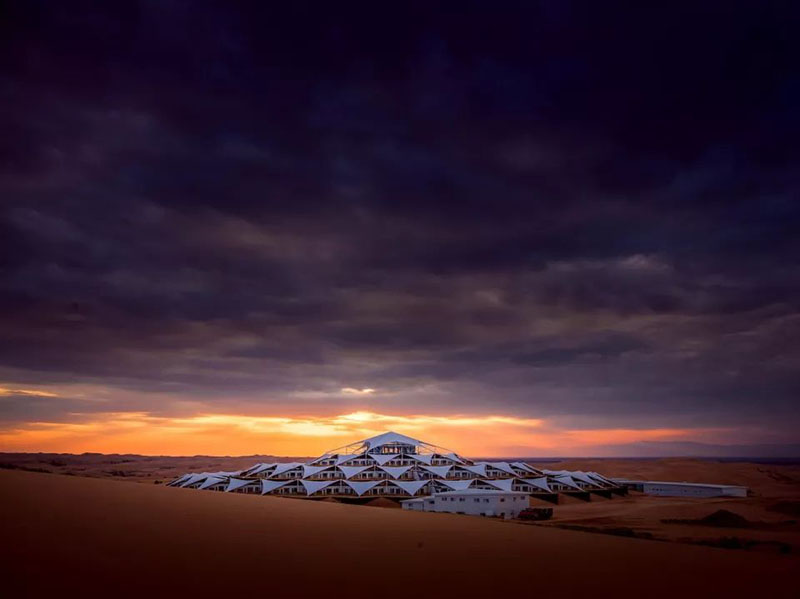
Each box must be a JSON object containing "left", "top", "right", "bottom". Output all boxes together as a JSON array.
[{"left": 1, "top": 1, "right": 799, "bottom": 438}]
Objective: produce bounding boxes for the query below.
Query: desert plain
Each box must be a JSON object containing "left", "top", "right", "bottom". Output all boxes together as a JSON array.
[{"left": 1, "top": 455, "right": 798, "bottom": 598}]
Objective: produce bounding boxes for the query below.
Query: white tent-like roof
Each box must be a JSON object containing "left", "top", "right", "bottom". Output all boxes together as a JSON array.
[
  {"left": 570, "top": 471, "right": 599, "bottom": 486},
  {"left": 481, "top": 461, "right": 517, "bottom": 476},
  {"left": 363, "top": 431, "right": 424, "bottom": 450},
  {"left": 408, "top": 453, "right": 434, "bottom": 465},
  {"left": 485, "top": 478, "right": 514, "bottom": 491},
  {"left": 553, "top": 475, "right": 582, "bottom": 490},
  {"left": 588, "top": 472, "right": 614, "bottom": 486},
  {"left": 344, "top": 480, "right": 381, "bottom": 496},
  {"left": 169, "top": 473, "right": 193, "bottom": 486},
  {"left": 270, "top": 462, "right": 303, "bottom": 477},
  {"left": 261, "top": 479, "right": 292, "bottom": 494},
  {"left": 511, "top": 462, "right": 538, "bottom": 474},
  {"left": 439, "top": 479, "right": 473, "bottom": 491},
  {"left": 244, "top": 463, "right": 276, "bottom": 477},
  {"left": 461, "top": 464, "right": 487, "bottom": 476},
  {"left": 301, "top": 479, "right": 337, "bottom": 496},
  {"left": 180, "top": 473, "right": 210, "bottom": 488},
  {"left": 520, "top": 477, "right": 551, "bottom": 492},
  {"left": 369, "top": 453, "right": 399, "bottom": 466},
  {"left": 378, "top": 465, "right": 412, "bottom": 479},
  {"left": 336, "top": 453, "right": 367, "bottom": 465},
  {"left": 389, "top": 480, "right": 430, "bottom": 496},
  {"left": 198, "top": 476, "right": 226, "bottom": 490},
  {"left": 338, "top": 465, "right": 369, "bottom": 479},
  {"left": 302, "top": 465, "right": 329, "bottom": 478},
  {"left": 226, "top": 478, "right": 255, "bottom": 492},
  {"left": 420, "top": 465, "right": 452, "bottom": 477}
]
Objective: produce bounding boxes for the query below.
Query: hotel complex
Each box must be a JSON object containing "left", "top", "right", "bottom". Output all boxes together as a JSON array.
[{"left": 168, "top": 431, "right": 624, "bottom": 503}]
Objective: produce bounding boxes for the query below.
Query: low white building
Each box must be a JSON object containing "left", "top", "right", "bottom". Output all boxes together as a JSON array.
[
  {"left": 614, "top": 479, "right": 747, "bottom": 498},
  {"left": 401, "top": 489, "right": 530, "bottom": 519}
]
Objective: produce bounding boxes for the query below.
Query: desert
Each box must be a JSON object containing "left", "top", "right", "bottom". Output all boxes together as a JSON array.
[{"left": 2, "top": 455, "right": 799, "bottom": 597}]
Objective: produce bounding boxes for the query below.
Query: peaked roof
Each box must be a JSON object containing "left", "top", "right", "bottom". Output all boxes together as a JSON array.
[
  {"left": 261, "top": 479, "right": 292, "bottom": 494},
  {"left": 320, "top": 430, "right": 456, "bottom": 459},
  {"left": 338, "top": 465, "right": 369, "bottom": 478},
  {"left": 302, "top": 465, "right": 329, "bottom": 477},
  {"left": 439, "top": 479, "right": 473, "bottom": 491},
  {"left": 485, "top": 478, "right": 514, "bottom": 491},
  {"left": 226, "top": 478, "right": 256, "bottom": 492},
  {"left": 198, "top": 476, "right": 226, "bottom": 490},
  {"left": 420, "top": 465, "right": 452, "bottom": 477},
  {"left": 369, "top": 453, "right": 399, "bottom": 466},
  {"left": 301, "top": 479, "right": 337, "bottom": 495},
  {"left": 344, "top": 480, "right": 381, "bottom": 496},
  {"left": 389, "top": 480, "right": 430, "bottom": 496},
  {"left": 362, "top": 431, "right": 423, "bottom": 449},
  {"left": 270, "top": 462, "right": 303, "bottom": 477},
  {"left": 378, "top": 465, "right": 412, "bottom": 479},
  {"left": 520, "top": 477, "right": 551, "bottom": 492}
]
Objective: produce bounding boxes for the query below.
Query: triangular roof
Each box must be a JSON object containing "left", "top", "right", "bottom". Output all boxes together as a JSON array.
[
  {"left": 302, "top": 465, "right": 330, "bottom": 478},
  {"left": 344, "top": 480, "right": 381, "bottom": 496},
  {"left": 480, "top": 461, "right": 516, "bottom": 476},
  {"left": 226, "top": 478, "right": 256, "bottom": 492},
  {"left": 243, "top": 463, "right": 276, "bottom": 477},
  {"left": 378, "top": 465, "right": 412, "bottom": 479},
  {"left": 301, "top": 479, "right": 337, "bottom": 496},
  {"left": 180, "top": 473, "right": 210, "bottom": 487},
  {"left": 570, "top": 471, "right": 599, "bottom": 486},
  {"left": 420, "top": 465, "right": 452, "bottom": 477},
  {"left": 369, "top": 453, "right": 399, "bottom": 466},
  {"left": 408, "top": 454, "right": 433, "bottom": 465},
  {"left": 198, "top": 476, "right": 226, "bottom": 490},
  {"left": 552, "top": 475, "right": 581, "bottom": 490},
  {"left": 461, "top": 464, "right": 487, "bottom": 476},
  {"left": 440, "top": 452, "right": 465, "bottom": 464},
  {"left": 485, "top": 478, "right": 513, "bottom": 491},
  {"left": 389, "top": 480, "right": 430, "bottom": 496},
  {"left": 511, "top": 462, "right": 539, "bottom": 474},
  {"left": 520, "top": 477, "right": 551, "bottom": 492},
  {"left": 336, "top": 453, "right": 368, "bottom": 465},
  {"left": 270, "top": 462, "right": 303, "bottom": 477},
  {"left": 439, "top": 479, "right": 473, "bottom": 491},
  {"left": 261, "top": 479, "right": 292, "bottom": 494},
  {"left": 169, "top": 473, "right": 192, "bottom": 486},
  {"left": 338, "top": 465, "right": 369, "bottom": 479},
  {"left": 588, "top": 471, "right": 615, "bottom": 486}
]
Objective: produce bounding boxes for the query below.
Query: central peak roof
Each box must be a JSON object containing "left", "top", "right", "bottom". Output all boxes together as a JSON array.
[
  {"left": 320, "top": 430, "right": 459, "bottom": 459},
  {"left": 362, "top": 431, "right": 423, "bottom": 449}
]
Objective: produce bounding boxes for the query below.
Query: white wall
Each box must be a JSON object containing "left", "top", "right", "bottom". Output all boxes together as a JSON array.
[{"left": 432, "top": 494, "right": 527, "bottom": 519}]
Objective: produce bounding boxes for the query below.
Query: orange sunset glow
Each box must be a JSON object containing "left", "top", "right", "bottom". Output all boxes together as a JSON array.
[{"left": 0, "top": 409, "right": 719, "bottom": 457}]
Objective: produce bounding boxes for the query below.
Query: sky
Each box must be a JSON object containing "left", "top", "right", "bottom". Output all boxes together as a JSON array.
[{"left": 1, "top": 1, "right": 799, "bottom": 457}]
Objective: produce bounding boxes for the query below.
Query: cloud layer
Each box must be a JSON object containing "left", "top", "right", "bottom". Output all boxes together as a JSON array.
[{"left": 1, "top": 2, "right": 799, "bottom": 454}]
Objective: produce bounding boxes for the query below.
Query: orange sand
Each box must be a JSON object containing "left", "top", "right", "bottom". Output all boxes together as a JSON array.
[{"left": 1, "top": 469, "right": 796, "bottom": 598}]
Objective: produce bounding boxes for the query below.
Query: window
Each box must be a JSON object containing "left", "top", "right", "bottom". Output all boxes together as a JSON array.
[
  {"left": 500, "top": 498, "right": 505, "bottom": 502},
  {"left": 474, "top": 498, "right": 480, "bottom": 503}
]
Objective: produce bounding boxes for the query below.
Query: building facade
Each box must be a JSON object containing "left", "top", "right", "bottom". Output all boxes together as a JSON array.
[
  {"left": 168, "top": 431, "right": 622, "bottom": 501},
  {"left": 402, "top": 489, "right": 531, "bottom": 519},
  {"left": 615, "top": 480, "right": 748, "bottom": 498}
]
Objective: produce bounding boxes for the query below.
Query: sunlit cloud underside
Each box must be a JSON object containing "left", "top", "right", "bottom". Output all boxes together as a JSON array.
[{"left": 0, "top": 410, "right": 720, "bottom": 457}]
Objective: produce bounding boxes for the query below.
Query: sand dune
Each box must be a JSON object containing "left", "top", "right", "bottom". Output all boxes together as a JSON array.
[{"left": 1, "top": 470, "right": 796, "bottom": 598}]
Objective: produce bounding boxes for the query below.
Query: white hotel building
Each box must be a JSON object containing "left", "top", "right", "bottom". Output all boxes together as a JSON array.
[{"left": 168, "top": 431, "right": 622, "bottom": 504}]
